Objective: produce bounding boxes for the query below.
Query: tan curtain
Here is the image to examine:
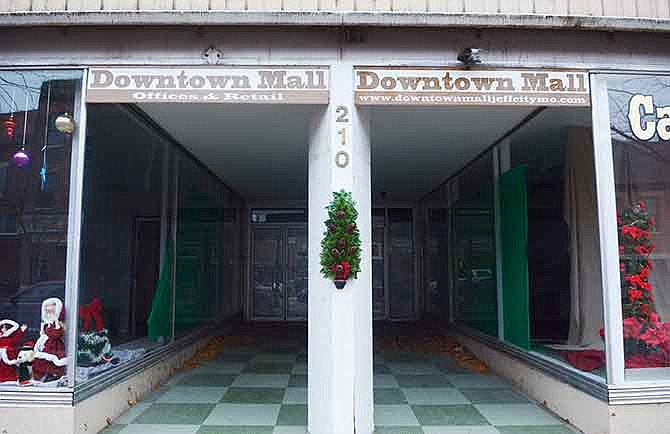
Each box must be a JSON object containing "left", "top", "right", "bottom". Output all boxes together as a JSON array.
[{"left": 564, "top": 128, "right": 605, "bottom": 348}]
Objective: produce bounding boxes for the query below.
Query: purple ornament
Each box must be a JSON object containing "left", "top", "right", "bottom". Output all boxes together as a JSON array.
[{"left": 12, "top": 148, "right": 30, "bottom": 168}]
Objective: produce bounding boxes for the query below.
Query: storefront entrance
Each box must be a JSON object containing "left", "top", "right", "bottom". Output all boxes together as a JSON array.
[{"left": 251, "top": 219, "right": 308, "bottom": 321}]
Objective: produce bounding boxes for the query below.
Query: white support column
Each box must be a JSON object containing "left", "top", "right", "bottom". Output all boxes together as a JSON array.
[
  {"left": 308, "top": 63, "right": 373, "bottom": 434},
  {"left": 590, "top": 74, "right": 625, "bottom": 385}
]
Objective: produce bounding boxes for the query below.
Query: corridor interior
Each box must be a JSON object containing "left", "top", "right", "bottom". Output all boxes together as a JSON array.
[{"left": 86, "top": 102, "right": 593, "bottom": 434}]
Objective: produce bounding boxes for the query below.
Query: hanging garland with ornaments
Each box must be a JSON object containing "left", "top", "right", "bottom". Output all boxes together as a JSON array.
[{"left": 320, "top": 190, "right": 362, "bottom": 289}]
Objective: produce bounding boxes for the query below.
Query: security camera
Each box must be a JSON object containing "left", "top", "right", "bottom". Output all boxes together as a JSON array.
[{"left": 457, "top": 48, "right": 482, "bottom": 66}]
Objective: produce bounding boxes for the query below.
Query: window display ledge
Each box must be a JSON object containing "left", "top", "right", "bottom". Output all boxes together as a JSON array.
[
  {"left": 608, "top": 382, "right": 670, "bottom": 405},
  {"left": 449, "top": 322, "right": 609, "bottom": 402},
  {"left": 0, "top": 386, "right": 73, "bottom": 407},
  {"left": 74, "top": 324, "right": 221, "bottom": 403}
]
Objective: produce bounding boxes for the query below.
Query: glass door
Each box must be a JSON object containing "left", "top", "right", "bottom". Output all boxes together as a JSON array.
[
  {"left": 388, "top": 208, "right": 416, "bottom": 319},
  {"left": 372, "top": 208, "right": 387, "bottom": 319},
  {"left": 253, "top": 227, "right": 284, "bottom": 319},
  {"left": 252, "top": 224, "right": 307, "bottom": 320},
  {"left": 286, "top": 226, "right": 308, "bottom": 320}
]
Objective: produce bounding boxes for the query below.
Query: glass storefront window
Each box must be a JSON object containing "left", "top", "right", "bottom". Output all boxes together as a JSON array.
[
  {"left": 0, "top": 70, "right": 81, "bottom": 387},
  {"left": 605, "top": 74, "right": 670, "bottom": 377},
  {"left": 506, "top": 107, "right": 605, "bottom": 379},
  {"left": 175, "top": 153, "right": 224, "bottom": 336},
  {"left": 77, "top": 104, "right": 172, "bottom": 383},
  {"left": 452, "top": 151, "right": 498, "bottom": 337}
]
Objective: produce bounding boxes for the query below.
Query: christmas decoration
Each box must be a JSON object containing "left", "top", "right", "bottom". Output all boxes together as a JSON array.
[
  {"left": 320, "top": 190, "right": 362, "bottom": 289},
  {"left": 614, "top": 201, "right": 670, "bottom": 368},
  {"left": 4, "top": 113, "right": 15, "bottom": 140},
  {"left": 16, "top": 341, "right": 35, "bottom": 386},
  {"left": 54, "top": 112, "right": 75, "bottom": 134},
  {"left": 12, "top": 89, "right": 31, "bottom": 169},
  {"left": 32, "top": 298, "right": 68, "bottom": 382},
  {"left": 0, "top": 319, "right": 27, "bottom": 383},
  {"left": 11, "top": 147, "right": 30, "bottom": 168},
  {"left": 77, "top": 298, "right": 113, "bottom": 367}
]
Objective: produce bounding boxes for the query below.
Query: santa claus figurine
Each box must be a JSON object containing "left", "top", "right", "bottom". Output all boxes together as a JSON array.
[
  {"left": 0, "top": 319, "right": 27, "bottom": 383},
  {"left": 32, "top": 298, "right": 68, "bottom": 382}
]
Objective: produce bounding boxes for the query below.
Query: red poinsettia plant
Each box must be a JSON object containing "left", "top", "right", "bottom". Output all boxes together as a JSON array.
[{"left": 616, "top": 201, "right": 670, "bottom": 368}]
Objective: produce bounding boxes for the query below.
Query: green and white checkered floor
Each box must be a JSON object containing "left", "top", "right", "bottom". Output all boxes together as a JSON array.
[{"left": 101, "top": 331, "right": 578, "bottom": 434}]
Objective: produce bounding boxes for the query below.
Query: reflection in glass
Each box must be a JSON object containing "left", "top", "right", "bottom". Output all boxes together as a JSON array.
[
  {"left": 452, "top": 152, "right": 498, "bottom": 337},
  {"left": 77, "top": 104, "right": 169, "bottom": 382},
  {"left": 0, "top": 70, "right": 80, "bottom": 387},
  {"left": 607, "top": 74, "right": 670, "bottom": 374}
]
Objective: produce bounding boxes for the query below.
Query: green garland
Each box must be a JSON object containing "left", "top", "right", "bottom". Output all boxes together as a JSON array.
[{"left": 320, "top": 190, "right": 362, "bottom": 281}]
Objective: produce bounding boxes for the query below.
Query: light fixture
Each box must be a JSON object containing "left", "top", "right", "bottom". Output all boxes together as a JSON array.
[
  {"left": 457, "top": 48, "right": 483, "bottom": 66},
  {"left": 54, "top": 113, "right": 75, "bottom": 134}
]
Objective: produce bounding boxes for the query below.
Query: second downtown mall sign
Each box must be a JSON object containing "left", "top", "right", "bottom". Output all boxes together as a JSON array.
[{"left": 86, "top": 66, "right": 590, "bottom": 107}]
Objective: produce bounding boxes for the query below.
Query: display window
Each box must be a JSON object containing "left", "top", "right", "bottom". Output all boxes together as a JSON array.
[
  {"left": 0, "top": 70, "right": 82, "bottom": 388},
  {"left": 605, "top": 74, "right": 670, "bottom": 379}
]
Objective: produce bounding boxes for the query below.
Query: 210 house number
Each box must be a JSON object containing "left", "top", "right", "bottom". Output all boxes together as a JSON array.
[
  {"left": 335, "top": 105, "right": 351, "bottom": 168},
  {"left": 336, "top": 105, "right": 350, "bottom": 146}
]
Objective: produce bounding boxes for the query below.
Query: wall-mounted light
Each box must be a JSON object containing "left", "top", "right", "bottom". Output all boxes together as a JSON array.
[{"left": 457, "top": 48, "right": 483, "bottom": 66}]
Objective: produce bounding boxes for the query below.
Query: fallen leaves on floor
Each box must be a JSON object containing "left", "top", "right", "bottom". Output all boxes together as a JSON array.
[{"left": 375, "top": 334, "right": 489, "bottom": 374}]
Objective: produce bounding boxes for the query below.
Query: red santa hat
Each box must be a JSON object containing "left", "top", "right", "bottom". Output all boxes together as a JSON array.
[{"left": 0, "top": 319, "right": 19, "bottom": 337}]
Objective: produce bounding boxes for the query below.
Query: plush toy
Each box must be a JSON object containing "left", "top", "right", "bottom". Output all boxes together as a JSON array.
[
  {"left": 16, "top": 341, "right": 35, "bottom": 386},
  {"left": 0, "top": 319, "right": 27, "bottom": 383}
]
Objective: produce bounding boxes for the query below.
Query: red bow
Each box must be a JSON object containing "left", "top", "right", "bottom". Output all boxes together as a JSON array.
[
  {"left": 79, "top": 298, "right": 105, "bottom": 332},
  {"left": 331, "top": 261, "right": 351, "bottom": 280}
]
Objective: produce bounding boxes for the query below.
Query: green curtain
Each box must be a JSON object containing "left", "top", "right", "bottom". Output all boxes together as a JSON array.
[
  {"left": 147, "top": 237, "right": 173, "bottom": 341},
  {"left": 499, "top": 165, "right": 531, "bottom": 350}
]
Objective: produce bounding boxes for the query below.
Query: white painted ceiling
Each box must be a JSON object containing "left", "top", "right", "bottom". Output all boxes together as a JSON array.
[{"left": 138, "top": 103, "right": 590, "bottom": 202}]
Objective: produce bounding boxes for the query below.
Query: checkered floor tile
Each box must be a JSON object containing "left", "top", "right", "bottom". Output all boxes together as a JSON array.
[{"left": 100, "top": 342, "right": 578, "bottom": 434}]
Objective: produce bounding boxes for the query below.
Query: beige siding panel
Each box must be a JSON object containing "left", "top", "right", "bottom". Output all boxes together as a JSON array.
[
  {"left": 602, "top": 0, "right": 636, "bottom": 16},
  {"left": 336, "top": 0, "right": 355, "bottom": 10},
  {"left": 173, "top": 0, "right": 209, "bottom": 9},
  {"left": 374, "top": 0, "right": 391, "bottom": 10},
  {"left": 0, "top": 0, "right": 11, "bottom": 11},
  {"left": 67, "top": 0, "right": 102, "bottom": 9},
  {"left": 102, "top": 0, "right": 138, "bottom": 9},
  {"left": 426, "top": 0, "right": 447, "bottom": 10},
  {"left": 284, "top": 0, "right": 317, "bottom": 10},
  {"left": 32, "top": 0, "right": 67, "bottom": 9},
  {"left": 534, "top": 0, "right": 569, "bottom": 14},
  {"left": 499, "top": 0, "right": 533, "bottom": 13},
  {"left": 446, "top": 0, "right": 463, "bottom": 11},
  {"left": 464, "top": 0, "right": 497, "bottom": 13},
  {"left": 569, "top": 0, "right": 602, "bottom": 15},
  {"left": 247, "top": 0, "right": 281, "bottom": 10},
  {"left": 226, "top": 0, "right": 245, "bottom": 8},
  {"left": 636, "top": 0, "right": 670, "bottom": 17},
  {"left": 356, "top": 0, "right": 375, "bottom": 11},
  {"left": 138, "top": 0, "right": 172, "bottom": 9},
  {"left": 393, "top": 0, "right": 425, "bottom": 11},
  {"left": 209, "top": 0, "right": 224, "bottom": 8}
]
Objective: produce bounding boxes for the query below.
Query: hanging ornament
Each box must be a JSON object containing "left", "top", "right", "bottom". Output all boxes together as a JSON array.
[
  {"left": 4, "top": 113, "right": 16, "bottom": 140},
  {"left": 12, "top": 147, "right": 30, "bottom": 168},
  {"left": 54, "top": 112, "right": 75, "bottom": 134},
  {"left": 13, "top": 89, "right": 30, "bottom": 169},
  {"left": 40, "top": 84, "right": 51, "bottom": 191},
  {"left": 336, "top": 239, "right": 346, "bottom": 250}
]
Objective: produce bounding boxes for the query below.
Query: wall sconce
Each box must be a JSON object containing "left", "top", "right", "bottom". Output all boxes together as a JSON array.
[{"left": 457, "top": 48, "right": 483, "bottom": 66}]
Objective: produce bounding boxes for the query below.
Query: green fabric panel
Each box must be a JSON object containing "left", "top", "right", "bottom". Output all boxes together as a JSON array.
[
  {"left": 147, "top": 237, "right": 173, "bottom": 341},
  {"left": 499, "top": 165, "right": 531, "bottom": 350}
]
